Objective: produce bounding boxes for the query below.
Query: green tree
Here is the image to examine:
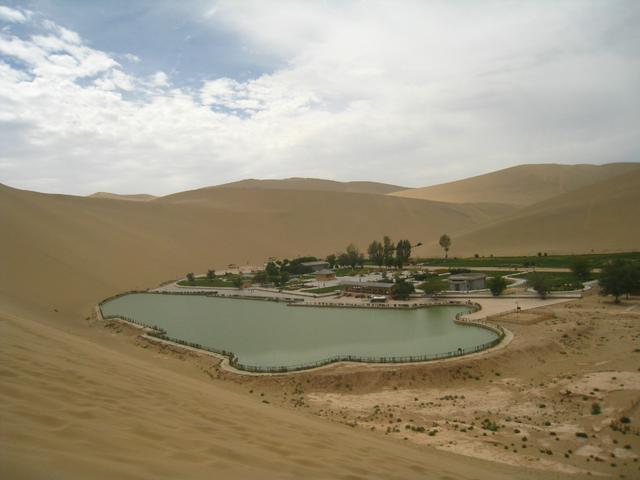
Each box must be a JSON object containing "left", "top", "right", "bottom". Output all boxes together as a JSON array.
[
  {"left": 395, "top": 239, "right": 412, "bottom": 269},
  {"left": 326, "top": 254, "right": 337, "bottom": 268},
  {"left": 367, "top": 240, "right": 384, "bottom": 266},
  {"left": 382, "top": 235, "right": 395, "bottom": 267},
  {"left": 277, "top": 271, "right": 291, "bottom": 286},
  {"left": 529, "top": 273, "right": 550, "bottom": 299},
  {"left": 253, "top": 270, "right": 267, "bottom": 284},
  {"left": 265, "top": 261, "right": 280, "bottom": 283},
  {"left": 391, "top": 278, "right": 415, "bottom": 300},
  {"left": 345, "top": 243, "right": 362, "bottom": 269},
  {"left": 439, "top": 234, "right": 451, "bottom": 258},
  {"left": 420, "top": 279, "right": 448, "bottom": 296},
  {"left": 487, "top": 275, "right": 508, "bottom": 296},
  {"left": 599, "top": 260, "right": 640, "bottom": 302},
  {"left": 206, "top": 269, "right": 215, "bottom": 281},
  {"left": 186, "top": 272, "right": 195, "bottom": 284},
  {"left": 232, "top": 276, "right": 244, "bottom": 289},
  {"left": 570, "top": 257, "right": 592, "bottom": 282}
]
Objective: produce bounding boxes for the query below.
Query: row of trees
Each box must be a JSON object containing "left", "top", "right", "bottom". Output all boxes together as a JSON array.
[
  {"left": 599, "top": 260, "right": 640, "bottom": 303},
  {"left": 366, "top": 236, "right": 413, "bottom": 269}
]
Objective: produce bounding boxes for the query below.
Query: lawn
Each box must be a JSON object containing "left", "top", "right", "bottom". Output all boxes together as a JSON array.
[
  {"left": 521, "top": 271, "right": 598, "bottom": 291},
  {"left": 302, "top": 285, "right": 343, "bottom": 294},
  {"left": 177, "top": 276, "right": 240, "bottom": 287},
  {"left": 334, "top": 267, "right": 378, "bottom": 277},
  {"left": 416, "top": 251, "right": 640, "bottom": 269}
]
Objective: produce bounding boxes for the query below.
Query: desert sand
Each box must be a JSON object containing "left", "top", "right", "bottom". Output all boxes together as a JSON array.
[
  {"left": 2, "top": 164, "right": 639, "bottom": 479},
  {"left": 391, "top": 163, "right": 640, "bottom": 206}
]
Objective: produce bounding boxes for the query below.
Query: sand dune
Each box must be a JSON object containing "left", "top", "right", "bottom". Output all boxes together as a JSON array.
[
  {"left": 2, "top": 163, "right": 637, "bottom": 479},
  {"left": 88, "top": 192, "right": 157, "bottom": 201},
  {"left": 391, "top": 162, "right": 640, "bottom": 206},
  {"left": 213, "top": 177, "right": 407, "bottom": 194},
  {"left": 0, "top": 180, "right": 551, "bottom": 479},
  {"left": 0, "top": 183, "right": 517, "bottom": 317},
  {"left": 450, "top": 170, "right": 640, "bottom": 256}
]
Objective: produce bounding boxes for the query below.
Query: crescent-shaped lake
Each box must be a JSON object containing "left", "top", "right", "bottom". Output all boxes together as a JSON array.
[{"left": 101, "top": 294, "right": 498, "bottom": 369}]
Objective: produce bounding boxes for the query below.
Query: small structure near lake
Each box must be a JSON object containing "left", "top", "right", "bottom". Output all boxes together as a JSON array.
[
  {"left": 314, "top": 269, "right": 336, "bottom": 281},
  {"left": 341, "top": 280, "right": 394, "bottom": 296},
  {"left": 301, "top": 261, "right": 331, "bottom": 272},
  {"left": 448, "top": 273, "right": 487, "bottom": 292}
]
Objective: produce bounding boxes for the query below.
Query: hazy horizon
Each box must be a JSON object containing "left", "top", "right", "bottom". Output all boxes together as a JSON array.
[{"left": 1, "top": 1, "right": 639, "bottom": 195}]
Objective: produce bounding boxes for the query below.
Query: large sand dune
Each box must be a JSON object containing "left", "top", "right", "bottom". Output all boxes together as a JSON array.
[
  {"left": 450, "top": 170, "right": 640, "bottom": 256},
  {"left": 2, "top": 163, "right": 637, "bottom": 479},
  {"left": 391, "top": 163, "right": 640, "bottom": 206},
  {"left": 0, "top": 181, "right": 553, "bottom": 479},
  {"left": 0, "top": 183, "right": 514, "bottom": 317}
]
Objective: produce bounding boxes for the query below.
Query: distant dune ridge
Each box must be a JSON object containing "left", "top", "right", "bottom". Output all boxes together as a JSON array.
[
  {"left": 88, "top": 192, "right": 157, "bottom": 201},
  {"left": 215, "top": 177, "right": 408, "bottom": 194},
  {"left": 1, "top": 162, "right": 639, "bottom": 480},
  {"left": 390, "top": 162, "right": 640, "bottom": 206}
]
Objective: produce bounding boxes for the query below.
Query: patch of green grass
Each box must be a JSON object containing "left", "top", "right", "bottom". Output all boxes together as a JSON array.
[
  {"left": 521, "top": 271, "right": 597, "bottom": 291},
  {"left": 177, "top": 276, "right": 240, "bottom": 287},
  {"left": 334, "top": 267, "right": 378, "bottom": 277},
  {"left": 302, "top": 284, "right": 343, "bottom": 294},
  {"left": 416, "top": 252, "right": 640, "bottom": 269}
]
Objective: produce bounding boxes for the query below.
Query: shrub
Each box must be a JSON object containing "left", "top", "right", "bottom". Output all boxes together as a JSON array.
[{"left": 591, "top": 403, "right": 602, "bottom": 415}]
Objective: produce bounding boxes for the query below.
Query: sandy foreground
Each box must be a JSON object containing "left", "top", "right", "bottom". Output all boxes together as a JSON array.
[
  {"left": 1, "top": 181, "right": 639, "bottom": 479},
  {"left": 4, "top": 289, "right": 638, "bottom": 479},
  {"left": 1, "top": 293, "right": 574, "bottom": 480}
]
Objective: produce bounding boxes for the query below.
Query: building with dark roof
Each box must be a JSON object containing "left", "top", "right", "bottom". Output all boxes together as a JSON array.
[
  {"left": 448, "top": 273, "right": 487, "bottom": 292},
  {"left": 340, "top": 280, "right": 394, "bottom": 295}
]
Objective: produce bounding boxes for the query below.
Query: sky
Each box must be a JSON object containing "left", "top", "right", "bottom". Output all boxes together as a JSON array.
[{"left": 0, "top": 1, "right": 638, "bottom": 195}]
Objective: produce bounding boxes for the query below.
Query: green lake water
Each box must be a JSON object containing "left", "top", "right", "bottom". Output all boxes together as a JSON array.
[{"left": 101, "top": 294, "right": 497, "bottom": 368}]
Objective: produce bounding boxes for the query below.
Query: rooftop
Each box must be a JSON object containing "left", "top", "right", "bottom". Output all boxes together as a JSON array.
[
  {"left": 300, "top": 261, "right": 329, "bottom": 267},
  {"left": 314, "top": 269, "right": 335, "bottom": 275},
  {"left": 340, "top": 280, "right": 395, "bottom": 288},
  {"left": 449, "top": 273, "right": 487, "bottom": 281}
]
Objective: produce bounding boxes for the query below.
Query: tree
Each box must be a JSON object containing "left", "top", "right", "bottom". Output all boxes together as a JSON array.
[
  {"left": 420, "top": 279, "right": 448, "bottom": 296},
  {"left": 529, "top": 273, "right": 550, "bottom": 299},
  {"left": 367, "top": 240, "right": 384, "bottom": 266},
  {"left": 253, "top": 270, "right": 267, "bottom": 284},
  {"left": 487, "top": 275, "right": 508, "bottom": 296},
  {"left": 395, "top": 239, "right": 412, "bottom": 269},
  {"left": 232, "top": 276, "right": 244, "bottom": 289},
  {"left": 382, "top": 235, "right": 395, "bottom": 267},
  {"left": 345, "top": 243, "right": 362, "bottom": 269},
  {"left": 206, "top": 269, "right": 215, "bottom": 281},
  {"left": 570, "top": 257, "right": 592, "bottom": 282},
  {"left": 277, "top": 271, "right": 291, "bottom": 286},
  {"left": 391, "top": 278, "right": 415, "bottom": 300},
  {"left": 265, "top": 261, "right": 280, "bottom": 283},
  {"left": 326, "top": 254, "right": 337, "bottom": 268},
  {"left": 439, "top": 234, "right": 451, "bottom": 258},
  {"left": 599, "top": 260, "right": 640, "bottom": 303},
  {"left": 186, "top": 272, "right": 195, "bottom": 284}
]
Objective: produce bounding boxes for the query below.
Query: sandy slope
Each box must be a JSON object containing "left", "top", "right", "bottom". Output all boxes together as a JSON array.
[
  {"left": 1, "top": 163, "right": 637, "bottom": 479},
  {"left": 0, "top": 183, "right": 516, "bottom": 316},
  {"left": 3, "top": 297, "right": 555, "bottom": 480},
  {"left": 0, "top": 186, "right": 556, "bottom": 479},
  {"left": 88, "top": 192, "right": 157, "bottom": 201},
  {"left": 213, "top": 177, "right": 407, "bottom": 194},
  {"left": 390, "top": 163, "right": 640, "bottom": 206},
  {"left": 451, "top": 170, "right": 640, "bottom": 256}
]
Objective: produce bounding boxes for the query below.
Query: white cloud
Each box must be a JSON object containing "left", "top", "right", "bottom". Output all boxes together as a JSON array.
[
  {"left": 0, "top": 5, "right": 28, "bottom": 23},
  {"left": 150, "top": 71, "right": 169, "bottom": 87},
  {"left": 0, "top": 1, "right": 638, "bottom": 195},
  {"left": 123, "top": 53, "right": 140, "bottom": 63}
]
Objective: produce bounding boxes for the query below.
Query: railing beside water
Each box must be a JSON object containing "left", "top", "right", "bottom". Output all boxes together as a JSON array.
[{"left": 99, "top": 297, "right": 505, "bottom": 374}]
